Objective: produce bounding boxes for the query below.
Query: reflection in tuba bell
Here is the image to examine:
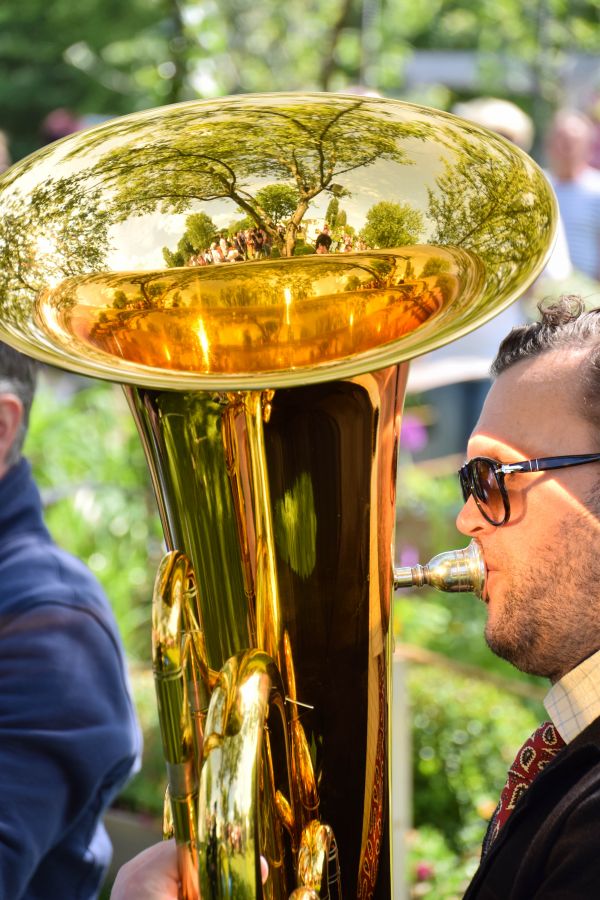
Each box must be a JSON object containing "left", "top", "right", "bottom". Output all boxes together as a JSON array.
[{"left": 0, "top": 94, "right": 557, "bottom": 898}]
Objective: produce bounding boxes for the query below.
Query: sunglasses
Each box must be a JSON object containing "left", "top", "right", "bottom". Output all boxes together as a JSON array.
[{"left": 458, "top": 453, "right": 600, "bottom": 526}]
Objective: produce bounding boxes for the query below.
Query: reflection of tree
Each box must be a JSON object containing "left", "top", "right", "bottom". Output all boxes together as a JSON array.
[
  {"left": 253, "top": 184, "right": 299, "bottom": 226},
  {"left": 0, "top": 179, "right": 110, "bottom": 326},
  {"left": 163, "top": 211, "right": 217, "bottom": 266},
  {"left": 325, "top": 196, "right": 339, "bottom": 227},
  {"left": 427, "top": 135, "right": 554, "bottom": 294},
  {"left": 66, "top": 97, "right": 431, "bottom": 257},
  {"left": 419, "top": 256, "right": 451, "bottom": 277},
  {"left": 360, "top": 200, "right": 424, "bottom": 249},
  {"left": 0, "top": 98, "right": 555, "bottom": 342}
]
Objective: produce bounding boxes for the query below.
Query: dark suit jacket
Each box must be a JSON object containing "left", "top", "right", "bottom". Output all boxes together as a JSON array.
[{"left": 464, "top": 716, "right": 600, "bottom": 899}]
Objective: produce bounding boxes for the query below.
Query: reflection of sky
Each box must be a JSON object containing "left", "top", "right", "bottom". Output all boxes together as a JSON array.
[
  {"left": 107, "top": 140, "right": 444, "bottom": 272},
  {"left": 109, "top": 213, "right": 189, "bottom": 270}
]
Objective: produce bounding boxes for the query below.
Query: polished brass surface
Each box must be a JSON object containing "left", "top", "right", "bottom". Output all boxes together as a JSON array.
[
  {"left": 0, "top": 94, "right": 556, "bottom": 388},
  {"left": 33, "top": 248, "right": 474, "bottom": 383},
  {"left": 297, "top": 821, "right": 341, "bottom": 897},
  {"left": 243, "top": 390, "right": 281, "bottom": 663},
  {"left": 288, "top": 892, "right": 319, "bottom": 900},
  {"left": 0, "top": 93, "right": 558, "bottom": 898},
  {"left": 283, "top": 632, "right": 319, "bottom": 843},
  {"left": 130, "top": 367, "right": 404, "bottom": 896},
  {"left": 393, "top": 540, "right": 486, "bottom": 598},
  {"left": 152, "top": 551, "right": 202, "bottom": 900},
  {"left": 198, "top": 649, "right": 290, "bottom": 899}
]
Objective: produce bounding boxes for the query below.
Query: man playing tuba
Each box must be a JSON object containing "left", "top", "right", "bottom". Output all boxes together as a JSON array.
[{"left": 114, "top": 296, "right": 600, "bottom": 899}]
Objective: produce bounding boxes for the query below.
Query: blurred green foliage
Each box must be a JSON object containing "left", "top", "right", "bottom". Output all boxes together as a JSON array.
[
  {"left": 406, "top": 825, "right": 476, "bottom": 900},
  {"left": 409, "top": 667, "right": 540, "bottom": 853},
  {"left": 117, "top": 669, "right": 168, "bottom": 818},
  {"left": 26, "top": 371, "right": 163, "bottom": 661},
  {"left": 1, "top": 0, "right": 598, "bottom": 161}
]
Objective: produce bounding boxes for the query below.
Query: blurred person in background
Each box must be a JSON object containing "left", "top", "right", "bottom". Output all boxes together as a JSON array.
[
  {"left": 39, "top": 108, "right": 82, "bottom": 144},
  {"left": 546, "top": 109, "right": 600, "bottom": 281},
  {"left": 0, "top": 341, "right": 141, "bottom": 899}
]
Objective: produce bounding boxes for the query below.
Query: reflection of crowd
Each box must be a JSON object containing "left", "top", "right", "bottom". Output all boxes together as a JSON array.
[
  {"left": 186, "top": 227, "right": 275, "bottom": 267},
  {"left": 183, "top": 223, "right": 371, "bottom": 267},
  {"left": 224, "top": 821, "right": 244, "bottom": 854},
  {"left": 314, "top": 224, "right": 368, "bottom": 254}
]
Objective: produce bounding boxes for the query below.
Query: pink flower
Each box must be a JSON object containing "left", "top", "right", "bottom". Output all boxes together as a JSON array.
[
  {"left": 416, "top": 861, "right": 435, "bottom": 882},
  {"left": 399, "top": 544, "right": 419, "bottom": 567},
  {"left": 400, "top": 413, "right": 428, "bottom": 453}
]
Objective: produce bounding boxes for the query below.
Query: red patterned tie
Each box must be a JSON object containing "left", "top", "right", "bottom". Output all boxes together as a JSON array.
[{"left": 484, "top": 721, "right": 566, "bottom": 853}]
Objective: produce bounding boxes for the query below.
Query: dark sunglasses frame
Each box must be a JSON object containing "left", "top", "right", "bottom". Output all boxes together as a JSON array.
[{"left": 458, "top": 453, "right": 600, "bottom": 526}]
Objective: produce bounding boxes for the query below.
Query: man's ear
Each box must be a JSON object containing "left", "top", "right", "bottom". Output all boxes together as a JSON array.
[{"left": 0, "top": 394, "right": 24, "bottom": 477}]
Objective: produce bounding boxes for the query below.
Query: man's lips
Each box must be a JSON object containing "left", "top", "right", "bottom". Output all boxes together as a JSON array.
[{"left": 482, "top": 566, "right": 498, "bottom": 604}]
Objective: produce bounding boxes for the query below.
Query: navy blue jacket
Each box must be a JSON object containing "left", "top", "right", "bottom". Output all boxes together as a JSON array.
[{"left": 0, "top": 459, "right": 141, "bottom": 899}]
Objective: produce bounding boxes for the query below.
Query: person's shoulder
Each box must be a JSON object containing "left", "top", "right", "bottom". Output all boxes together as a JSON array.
[{"left": 0, "top": 532, "right": 114, "bottom": 624}]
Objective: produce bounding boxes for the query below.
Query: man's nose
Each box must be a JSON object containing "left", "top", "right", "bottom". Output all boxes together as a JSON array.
[{"left": 456, "top": 495, "right": 491, "bottom": 536}]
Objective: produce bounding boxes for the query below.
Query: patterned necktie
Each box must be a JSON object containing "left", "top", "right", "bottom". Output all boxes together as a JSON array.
[{"left": 483, "top": 721, "right": 566, "bottom": 855}]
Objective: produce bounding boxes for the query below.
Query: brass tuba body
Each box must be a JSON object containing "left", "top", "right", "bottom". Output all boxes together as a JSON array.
[{"left": 0, "top": 94, "right": 557, "bottom": 898}]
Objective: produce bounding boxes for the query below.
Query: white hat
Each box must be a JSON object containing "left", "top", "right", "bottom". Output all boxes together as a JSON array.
[{"left": 453, "top": 97, "right": 534, "bottom": 151}]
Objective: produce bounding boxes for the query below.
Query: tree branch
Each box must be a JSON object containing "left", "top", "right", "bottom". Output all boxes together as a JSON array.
[{"left": 319, "top": 0, "right": 356, "bottom": 91}]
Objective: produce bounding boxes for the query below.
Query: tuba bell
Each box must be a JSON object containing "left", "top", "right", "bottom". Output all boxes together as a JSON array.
[{"left": 0, "top": 93, "right": 557, "bottom": 898}]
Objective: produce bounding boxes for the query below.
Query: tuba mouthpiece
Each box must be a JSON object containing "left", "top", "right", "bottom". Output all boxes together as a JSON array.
[{"left": 394, "top": 539, "right": 486, "bottom": 599}]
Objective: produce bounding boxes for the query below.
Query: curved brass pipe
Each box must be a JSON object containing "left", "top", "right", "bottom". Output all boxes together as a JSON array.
[
  {"left": 297, "top": 820, "right": 342, "bottom": 898},
  {"left": 152, "top": 551, "right": 201, "bottom": 900},
  {"left": 198, "top": 649, "right": 290, "bottom": 898}
]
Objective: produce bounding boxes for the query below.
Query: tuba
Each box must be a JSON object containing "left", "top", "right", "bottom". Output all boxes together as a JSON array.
[{"left": 0, "top": 94, "right": 556, "bottom": 898}]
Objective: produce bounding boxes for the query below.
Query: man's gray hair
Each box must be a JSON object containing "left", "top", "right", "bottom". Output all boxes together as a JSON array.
[{"left": 0, "top": 342, "right": 39, "bottom": 466}]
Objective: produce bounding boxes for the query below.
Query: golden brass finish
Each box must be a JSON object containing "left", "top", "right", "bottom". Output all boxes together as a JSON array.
[
  {"left": 33, "top": 249, "right": 470, "bottom": 385},
  {"left": 297, "top": 821, "right": 341, "bottom": 897},
  {"left": 0, "top": 93, "right": 558, "bottom": 898},
  {"left": 152, "top": 551, "right": 203, "bottom": 900},
  {"left": 198, "top": 650, "right": 290, "bottom": 898},
  {"left": 289, "top": 892, "right": 320, "bottom": 900},
  {"left": 0, "top": 94, "right": 556, "bottom": 390},
  {"left": 130, "top": 370, "right": 402, "bottom": 897},
  {"left": 283, "top": 632, "right": 319, "bottom": 837},
  {"left": 393, "top": 540, "right": 486, "bottom": 598},
  {"left": 243, "top": 391, "right": 281, "bottom": 663}
]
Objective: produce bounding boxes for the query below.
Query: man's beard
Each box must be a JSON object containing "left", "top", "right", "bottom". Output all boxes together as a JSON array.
[
  {"left": 484, "top": 519, "right": 600, "bottom": 681},
  {"left": 484, "top": 587, "right": 554, "bottom": 677}
]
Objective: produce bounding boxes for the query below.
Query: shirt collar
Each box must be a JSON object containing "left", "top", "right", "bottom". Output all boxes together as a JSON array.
[{"left": 545, "top": 648, "right": 600, "bottom": 744}]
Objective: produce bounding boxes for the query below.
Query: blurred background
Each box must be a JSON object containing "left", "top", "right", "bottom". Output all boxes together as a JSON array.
[{"left": 1, "top": 1, "right": 599, "bottom": 896}]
